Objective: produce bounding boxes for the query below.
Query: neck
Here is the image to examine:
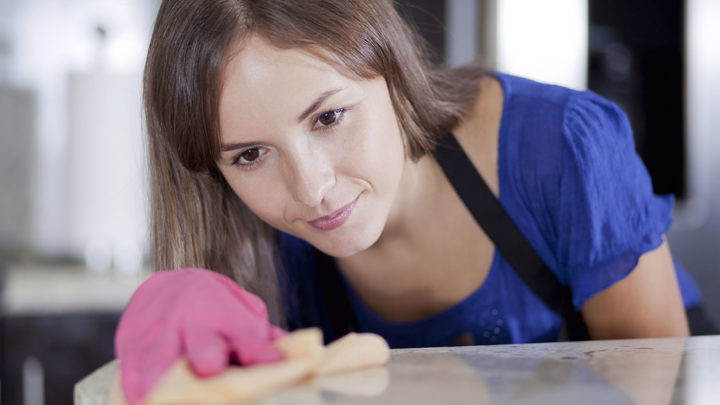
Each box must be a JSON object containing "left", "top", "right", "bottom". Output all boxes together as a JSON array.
[{"left": 367, "top": 153, "right": 446, "bottom": 254}]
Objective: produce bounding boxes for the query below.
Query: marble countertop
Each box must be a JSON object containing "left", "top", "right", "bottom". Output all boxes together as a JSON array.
[{"left": 75, "top": 335, "right": 720, "bottom": 404}]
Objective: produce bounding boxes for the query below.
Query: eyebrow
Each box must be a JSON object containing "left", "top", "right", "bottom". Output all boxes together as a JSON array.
[
  {"left": 296, "top": 88, "right": 344, "bottom": 123},
  {"left": 221, "top": 141, "right": 257, "bottom": 152}
]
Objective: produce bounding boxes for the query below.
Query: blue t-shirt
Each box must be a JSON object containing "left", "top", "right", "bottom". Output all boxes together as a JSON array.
[{"left": 277, "top": 72, "right": 703, "bottom": 348}]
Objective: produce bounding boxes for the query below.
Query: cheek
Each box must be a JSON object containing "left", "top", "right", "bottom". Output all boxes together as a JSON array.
[
  {"left": 347, "top": 111, "right": 405, "bottom": 187},
  {"left": 336, "top": 105, "right": 403, "bottom": 172},
  {"left": 224, "top": 174, "right": 290, "bottom": 229}
]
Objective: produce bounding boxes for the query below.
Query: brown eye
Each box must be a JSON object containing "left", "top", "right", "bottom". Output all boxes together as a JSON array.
[
  {"left": 241, "top": 148, "right": 260, "bottom": 162},
  {"left": 318, "top": 110, "right": 338, "bottom": 126}
]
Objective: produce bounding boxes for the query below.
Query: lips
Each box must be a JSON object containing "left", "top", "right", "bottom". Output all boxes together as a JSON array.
[{"left": 307, "top": 196, "right": 359, "bottom": 231}]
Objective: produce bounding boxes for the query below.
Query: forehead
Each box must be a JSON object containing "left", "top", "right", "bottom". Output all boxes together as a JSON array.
[
  {"left": 219, "top": 35, "right": 355, "bottom": 132},
  {"left": 221, "top": 35, "right": 352, "bottom": 103}
]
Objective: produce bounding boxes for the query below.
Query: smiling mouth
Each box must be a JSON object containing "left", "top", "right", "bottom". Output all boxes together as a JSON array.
[{"left": 307, "top": 196, "right": 359, "bottom": 231}]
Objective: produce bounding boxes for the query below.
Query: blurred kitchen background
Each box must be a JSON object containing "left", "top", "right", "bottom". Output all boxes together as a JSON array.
[{"left": 1, "top": 0, "right": 719, "bottom": 404}]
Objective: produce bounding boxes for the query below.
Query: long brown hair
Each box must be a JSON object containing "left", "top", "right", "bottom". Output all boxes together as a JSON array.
[{"left": 144, "top": 0, "right": 484, "bottom": 325}]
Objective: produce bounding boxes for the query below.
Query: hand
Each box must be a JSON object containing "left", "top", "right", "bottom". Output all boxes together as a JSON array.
[{"left": 114, "top": 268, "right": 288, "bottom": 405}]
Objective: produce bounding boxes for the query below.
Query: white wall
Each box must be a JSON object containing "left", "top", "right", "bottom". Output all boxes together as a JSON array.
[
  {"left": 495, "top": 0, "right": 588, "bottom": 90},
  {"left": 0, "top": 0, "right": 160, "bottom": 274}
]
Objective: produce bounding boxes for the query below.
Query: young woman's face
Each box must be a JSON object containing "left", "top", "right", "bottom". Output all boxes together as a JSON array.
[{"left": 217, "top": 36, "right": 406, "bottom": 258}]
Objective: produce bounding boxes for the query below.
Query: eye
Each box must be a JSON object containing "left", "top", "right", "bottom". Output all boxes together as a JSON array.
[
  {"left": 314, "top": 108, "right": 345, "bottom": 129},
  {"left": 241, "top": 148, "right": 260, "bottom": 162},
  {"left": 318, "top": 110, "right": 338, "bottom": 126},
  {"left": 232, "top": 147, "right": 265, "bottom": 167}
]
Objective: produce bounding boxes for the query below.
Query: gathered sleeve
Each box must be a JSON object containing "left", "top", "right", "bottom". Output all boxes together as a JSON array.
[{"left": 552, "top": 91, "right": 675, "bottom": 310}]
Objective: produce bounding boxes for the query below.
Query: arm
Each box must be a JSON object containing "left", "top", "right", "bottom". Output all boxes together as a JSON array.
[{"left": 581, "top": 239, "right": 689, "bottom": 339}]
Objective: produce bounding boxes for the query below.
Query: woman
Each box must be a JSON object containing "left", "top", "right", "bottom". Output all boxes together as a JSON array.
[{"left": 115, "top": 0, "right": 713, "bottom": 403}]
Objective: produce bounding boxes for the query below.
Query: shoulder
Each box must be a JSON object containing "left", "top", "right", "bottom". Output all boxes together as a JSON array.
[
  {"left": 489, "top": 73, "right": 636, "bottom": 187},
  {"left": 453, "top": 72, "right": 632, "bottom": 198},
  {"left": 494, "top": 73, "right": 629, "bottom": 144},
  {"left": 453, "top": 74, "right": 679, "bottom": 311},
  {"left": 493, "top": 72, "right": 627, "bottom": 131},
  {"left": 497, "top": 77, "right": 675, "bottom": 309}
]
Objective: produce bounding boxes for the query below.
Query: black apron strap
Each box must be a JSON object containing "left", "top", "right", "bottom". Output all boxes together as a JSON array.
[{"left": 433, "top": 133, "right": 589, "bottom": 341}]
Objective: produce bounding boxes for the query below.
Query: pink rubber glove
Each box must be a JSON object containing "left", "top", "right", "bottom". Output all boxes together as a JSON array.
[{"left": 114, "top": 268, "right": 288, "bottom": 405}]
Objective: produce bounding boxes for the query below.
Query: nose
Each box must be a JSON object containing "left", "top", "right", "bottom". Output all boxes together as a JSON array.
[{"left": 287, "top": 149, "right": 335, "bottom": 208}]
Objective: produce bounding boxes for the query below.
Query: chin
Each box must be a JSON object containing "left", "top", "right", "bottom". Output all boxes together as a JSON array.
[
  {"left": 312, "top": 227, "right": 382, "bottom": 258},
  {"left": 314, "top": 238, "right": 371, "bottom": 259}
]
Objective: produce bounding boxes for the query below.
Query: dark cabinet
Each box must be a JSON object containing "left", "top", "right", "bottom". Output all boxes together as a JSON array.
[{"left": 1, "top": 313, "right": 120, "bottom": 405}]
